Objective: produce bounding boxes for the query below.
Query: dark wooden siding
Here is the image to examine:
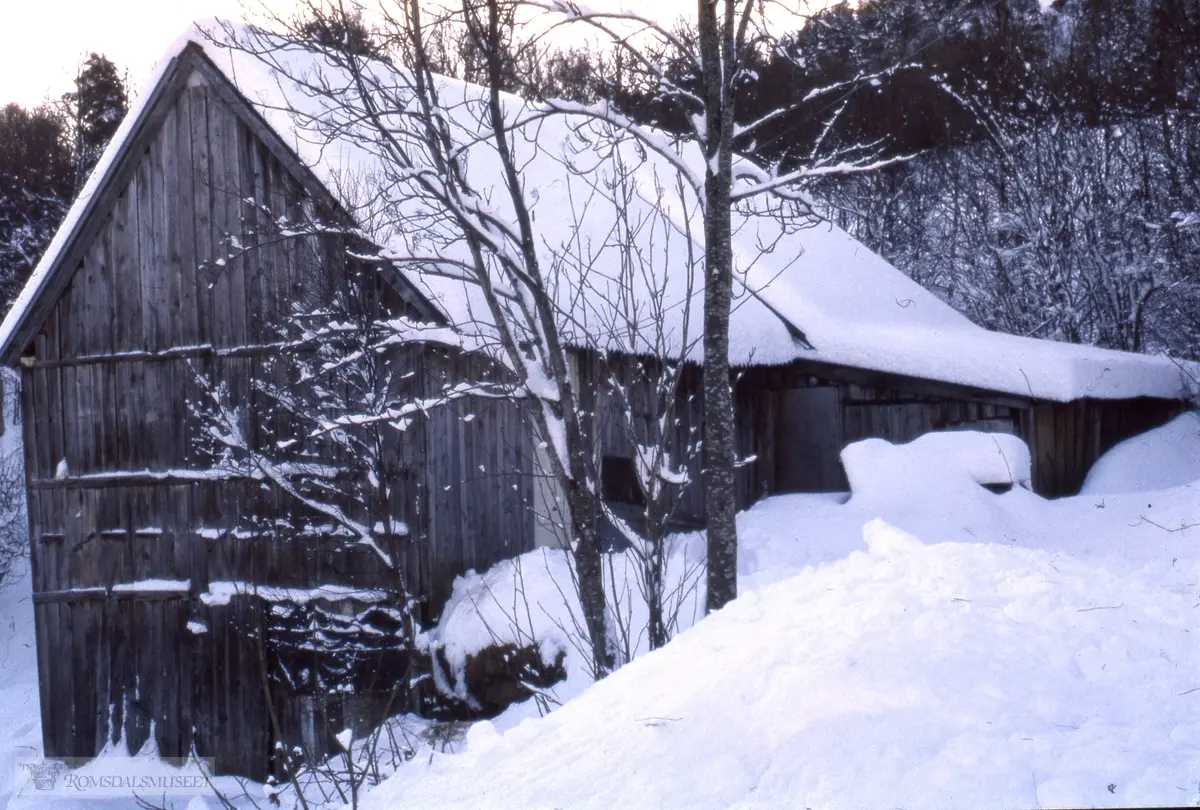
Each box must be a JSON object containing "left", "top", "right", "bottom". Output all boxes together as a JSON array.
[
  {"left": 425, "top": 354, "right": 534, "bottom": 613},
  {"left": 732, "top": 361, "right": 1179, "bottom": 501},
  {"left": 20, "top": 70, "right": 534, "bottom": 780},
  {"left": 586, "top": 357, "right": 1180, "bottom": 515},
  {"left": 1027, "top": 397, "right": 1180, "bottom": 496}
]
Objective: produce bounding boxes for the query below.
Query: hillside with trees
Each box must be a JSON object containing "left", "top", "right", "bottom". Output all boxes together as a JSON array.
[{"left": 474, "top": 0, "right": 1200, "bottom": 357}]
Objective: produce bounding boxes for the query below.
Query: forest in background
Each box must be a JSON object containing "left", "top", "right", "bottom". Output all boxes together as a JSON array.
[{"left": 0, "top": 53, "right": 127, "bottom": 308}]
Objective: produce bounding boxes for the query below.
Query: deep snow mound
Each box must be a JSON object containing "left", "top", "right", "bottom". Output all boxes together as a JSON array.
[
  {"left": 363, "top": 520, "right": 1200, "bottom": 810},
  {"left": 841, "top": 430, "right": 1031, "bottom": 497},
  {"left": 1081, "top": 412, "right": 1200, "bottom": 495}
]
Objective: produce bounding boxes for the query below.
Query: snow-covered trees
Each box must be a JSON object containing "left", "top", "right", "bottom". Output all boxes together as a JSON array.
[
  {"left": 815, "top": 105, "right": 1200, "bottom": 358},
  {"left": 0, "top": 53, "right": 128, "bottom": 311},
  {"left": 0, "top": 104, "right": 73, "bottom": 308},
  {"left": 534, "top": 0, "right": 908, "bottom": 614},
  {"left": 60, "top": 53, "right": 129, "bottom": 192}
]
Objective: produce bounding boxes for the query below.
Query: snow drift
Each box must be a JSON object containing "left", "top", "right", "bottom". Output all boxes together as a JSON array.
[
  {"left": 1081, "top": 412, "right": 1200, "bottom": 495},
  {"left": 365, "top": 517, "right": 1200, "bottom": 810}
]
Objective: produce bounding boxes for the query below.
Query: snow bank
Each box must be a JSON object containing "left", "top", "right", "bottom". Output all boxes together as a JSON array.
[
  {"left": 841, "top": 430, "right": 1031, "bottom": 496},
  {"left": 364, "top": 519, "right": 1200, "bottom": 810},
  {"left": 0, "top": 565, "right": 39, "bottom": 809},
  {"left": 1081, "top": 412, "right": 1200, "bottom": 495},
  {"left": 362, "top": 428, "right": 1200, "bottom": 810},
  {"left": 835, "top": 430, "right": 1044, "bottom": 546}
]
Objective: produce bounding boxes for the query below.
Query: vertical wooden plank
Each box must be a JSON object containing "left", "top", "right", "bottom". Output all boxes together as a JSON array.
[
  {"left": 1055, "top": 404, "right": 1069, "bottom": 496},
  {"left": 71, "top": 600, "right": 99, "bottom": 757},
  {"left": 108, "top": 597, "right": 127, "bottom": 748},
  {"left": 33, "top": 603, "right": 55, "bottom": 753},
  {"left": 206, "top": 87, "right": 230, "bottom": 348},
  {"left": 57, "top": 598, "right": 75, "bottom": 757},
  {"left": 206, "top": 95, "right": 233, "bottom": 349},
  {"left": 225, "top": 117, "right": 249, "bottom": 347},
  {"left": 60, "top": 365, "right": 77, "bottom": 480},
  {"left": 167, "top": 102, "right": 187, "bottom": 351},
  {"left": 1035, "top": 403, "right": 1056, "bottom": 496},
  {"left": 56, "top": 281, "right": 77, "bottom": 362},
  {"left": 28, "top": 367, "right": 47, "bottom": 483},
  {"left": 136, "top": 135, "right": 158, "bottom": 352},
  {"left": 188, "top": 84, "right": 213, "bottom": 345},
  {"left": 268, "top": 155, "right": 294, "bottom": 329},
  {"left": 110, "top": 184, "right": 138, "bottom": 354},
  {"left": 173, "top": 88, "right": 200, "bottom": 351},
  {"left": 83, "top": 364, "right": 99, "bottom": 476},
  {"left": 244, "top": 133, "right": 272, "bottom": 341}
]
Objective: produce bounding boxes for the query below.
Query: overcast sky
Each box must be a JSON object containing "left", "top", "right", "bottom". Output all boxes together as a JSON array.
[{"left": 0, "top": 0, "right": 708, "bottom": 109}]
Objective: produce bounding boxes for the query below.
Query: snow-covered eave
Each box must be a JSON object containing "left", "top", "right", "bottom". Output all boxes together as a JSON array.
[
  {"left": 798, "top": 328, "right": 1197, "bottom": 404},
  {"left": 0, "top": 46, "right": 196, "bottom": 367},
  {"left": 0, "top": 34, "right": 446, "bottom": 366}
]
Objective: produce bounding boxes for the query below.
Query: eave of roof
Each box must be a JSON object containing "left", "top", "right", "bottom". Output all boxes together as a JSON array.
[{"left": 0, "top": 47, "right": 192, "bottom": 366}]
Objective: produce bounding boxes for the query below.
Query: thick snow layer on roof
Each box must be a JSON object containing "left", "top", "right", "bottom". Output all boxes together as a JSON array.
[{"left": 3, "top": 21, "right": 1194, "bottom": 403}]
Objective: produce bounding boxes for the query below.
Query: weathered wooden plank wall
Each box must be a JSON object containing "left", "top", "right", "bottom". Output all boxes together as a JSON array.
[
  {"left": 17, "top": 66, "right": 537, "bottom": 781},
  {"left": 1028, "top": 397, "right": 1180, "bottom": 496},
  {"left": 425, "top": 351, "right": 534, "bottom": 615},
  {"left": 585, "top": 359, "right": 1182, "bottom": 511}
]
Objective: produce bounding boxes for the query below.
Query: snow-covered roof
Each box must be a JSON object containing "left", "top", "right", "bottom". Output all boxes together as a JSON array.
[{"left": 0, "top": 22, "right": 1193, "bottom": 404}]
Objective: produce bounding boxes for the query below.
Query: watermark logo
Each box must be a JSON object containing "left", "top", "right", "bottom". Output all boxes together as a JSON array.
[
  {"left": 15, "top": 757, "right": 215, "bottom": 800},
  {"left": 21, "top": 760, "right": 63, "bottom": 790}
]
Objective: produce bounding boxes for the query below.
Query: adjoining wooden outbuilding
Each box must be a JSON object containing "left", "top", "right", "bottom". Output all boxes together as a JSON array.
[{"left": 0, "top": 24, "right": 1190, "bottom": 780}]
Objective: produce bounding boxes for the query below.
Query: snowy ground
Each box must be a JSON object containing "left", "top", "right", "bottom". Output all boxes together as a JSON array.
[
  {"left": 3, "top": 419, "right": 1200, "bottom": 808},
  {"left": 0, "top": 563, "right": 41, "bottom": 799},
  {"left": 373, "top": 420, "right": 1200, "bottom": 809}
]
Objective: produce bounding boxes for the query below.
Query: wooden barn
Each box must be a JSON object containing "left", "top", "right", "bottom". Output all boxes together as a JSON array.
[{"left": 0, "top": 24, "right": 1191, "bottom": 780}]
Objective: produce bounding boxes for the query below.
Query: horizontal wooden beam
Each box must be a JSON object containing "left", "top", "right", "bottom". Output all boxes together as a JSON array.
[
  {"left": 24, "top": 341, "right": 287, "bottom": 369},
  {"left": 31, "top": 471, "right": 258, "bottom": 490},
  {"left": 33, "top": 588, "right": 190, "bottom": 604}
]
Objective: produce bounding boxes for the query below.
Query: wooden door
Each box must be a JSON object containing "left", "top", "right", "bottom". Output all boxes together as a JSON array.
[{"left": 775, "top": 387, "right": 847, "bottom": 492}]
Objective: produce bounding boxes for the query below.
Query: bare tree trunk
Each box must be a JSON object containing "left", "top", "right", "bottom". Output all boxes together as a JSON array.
[
  {"left": 564, "top": 476, "right": 611, "bottom": 674},
  {"left": 698, "top": 0, "right": 739, "bottom": 613},
  {"left": 473, "top": 0, "right": 612, "bottom": 676}
]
